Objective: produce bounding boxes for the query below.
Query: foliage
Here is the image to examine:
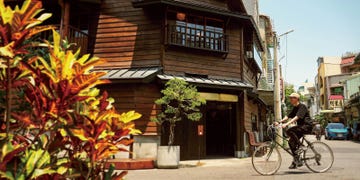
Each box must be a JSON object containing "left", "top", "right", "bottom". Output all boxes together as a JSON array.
[
  {"left": 152, "top": 78, "right": 206, "bottom": 146},
  {"left": 0, "top": 1, "right": 141, "bottom": 179},
  {"left": 314, "top": 113, "right": 328, "bottom": 128},
  {"left": 283, "top": 84, "right": 295, "bottom": 115}
]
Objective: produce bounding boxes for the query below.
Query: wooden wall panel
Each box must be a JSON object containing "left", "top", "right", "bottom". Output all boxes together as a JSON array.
[
  {"left": 243, "top": 93, "right": 259, "bottom": 131},
  {"left": 100, "top": 83, "right": 161, "bottom": 135},
  {"left": 243, "top": 62, "right": 257, "bottom": 86},
  {"left": 94, "top": 0, "right": 161, "bottom": 68}
]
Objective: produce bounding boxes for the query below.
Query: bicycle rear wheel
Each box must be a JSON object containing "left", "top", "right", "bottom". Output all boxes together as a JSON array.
[
  {"left": 304, "top": 141, "right": 334, "bottom": 173},
  {"left": 252, "top": 143, "right": 282, "bottom": 175}
]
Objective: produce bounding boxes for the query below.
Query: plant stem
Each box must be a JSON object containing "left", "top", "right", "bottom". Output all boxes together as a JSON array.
[
  {"left": 5, "top": 56, "right": 11, "bottom": 137},
  {"left": 168, "top": 123, "right": 175, "bottom": 146}
]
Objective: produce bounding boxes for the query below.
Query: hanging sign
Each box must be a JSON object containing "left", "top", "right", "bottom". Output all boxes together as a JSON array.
[{"left": 198, "top": 125, "right": 204, "bottom": 136}]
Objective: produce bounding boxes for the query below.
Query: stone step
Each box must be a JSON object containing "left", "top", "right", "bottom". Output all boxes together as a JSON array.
[{"left": 105, "top": 159, "right": 155, "bottom": 170}]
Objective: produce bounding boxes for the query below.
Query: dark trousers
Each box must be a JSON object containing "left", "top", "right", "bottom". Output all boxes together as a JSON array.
[{"left": 286, "top": 125, "right": 312, "bottom": 156}]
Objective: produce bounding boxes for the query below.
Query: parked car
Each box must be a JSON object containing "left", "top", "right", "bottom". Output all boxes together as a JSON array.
[{"left": 325, "top": 123, "right": 348, "bottom": 140}]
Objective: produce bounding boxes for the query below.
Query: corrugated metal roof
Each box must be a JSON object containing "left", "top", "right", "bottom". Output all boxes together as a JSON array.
[
  {"left": 100, "top": 67, "right": 162, "bottom": 80},
  {"left": 157, "top": 74, "right": 253, "bottom": 89}
]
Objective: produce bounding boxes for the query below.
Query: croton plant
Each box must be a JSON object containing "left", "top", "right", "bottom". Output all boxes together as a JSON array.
[{"left": 0, "top": 0, "right": 141, "bottom": 179}]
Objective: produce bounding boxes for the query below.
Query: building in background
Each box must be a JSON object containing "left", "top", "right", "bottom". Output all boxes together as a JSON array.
[
  {"left": 314, "top": 53, "right": 360, "bottom": 125},
  {"left": 307, "top": 86, "right": 318, "bottom": 117},
  {"left": 258, "top": 15, "right": 274, "bottom": 88},
  {"left": 343, "top": 53, "right": 360, "bottom": 126},
  {"left": 341, "top": 53, "right": 360, "bottom": 74},
  {"left": 316, "top": 57, "right": 341, "bottom": 111},
  {"left": 298, "top": 80, "right": 317, "bottom": 117},
  {"left": 323, "top": 74, "right": 351, "bottom": 123}
]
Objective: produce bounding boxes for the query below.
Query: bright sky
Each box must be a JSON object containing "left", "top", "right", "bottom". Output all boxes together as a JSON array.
[{"left": 259, "top": 0, "right": 360, "bottom": 87}]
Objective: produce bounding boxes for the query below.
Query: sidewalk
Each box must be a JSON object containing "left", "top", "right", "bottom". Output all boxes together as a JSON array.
[{"left": 123, "top": 137, "right": 360, "bottom": 180}]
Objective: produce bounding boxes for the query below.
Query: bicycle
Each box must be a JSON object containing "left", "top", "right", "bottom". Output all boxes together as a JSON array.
[{"left": 252, "top": 124, "right": 334, "bottom": 175}]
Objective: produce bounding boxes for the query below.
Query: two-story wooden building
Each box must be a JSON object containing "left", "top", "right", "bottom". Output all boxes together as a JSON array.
[
  {"left": 92, "top": 0, "right": 267, "bottom": 160},
  {"left": 6, "top": 0, "right": 269, "bottom": 160}
]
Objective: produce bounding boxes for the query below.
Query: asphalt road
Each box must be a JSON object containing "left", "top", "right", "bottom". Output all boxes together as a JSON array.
[{"left": 125, "top": 136, "right": 360, "bottom": 180}]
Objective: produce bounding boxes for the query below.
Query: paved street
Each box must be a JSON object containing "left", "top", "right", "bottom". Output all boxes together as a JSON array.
[{"left": 125, "top": 136, "right": 360, "bottom": 180}]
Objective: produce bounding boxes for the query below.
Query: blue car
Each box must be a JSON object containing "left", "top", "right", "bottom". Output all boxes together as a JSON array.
[{"left": 325, "top": 123, "right": 348, "bottom": 140}]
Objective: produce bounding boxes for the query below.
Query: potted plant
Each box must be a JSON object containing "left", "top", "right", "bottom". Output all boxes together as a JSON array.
[{"left": 152, "top": 78, "right": 206, "bottom": 168}]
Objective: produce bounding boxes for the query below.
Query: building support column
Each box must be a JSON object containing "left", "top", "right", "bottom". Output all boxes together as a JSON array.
[
  {"left": 237, "top": 91, "right": 245, "bottom": 157},
  {"left": 60, "top": 0, "right": 70, "bottom": 39}
]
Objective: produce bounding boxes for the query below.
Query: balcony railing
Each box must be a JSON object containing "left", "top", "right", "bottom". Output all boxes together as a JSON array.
[
  {"left": 39, "top": 25, "right": 89, "bottom": 55},
  {"left": 166, "top": 24, "right": 228, "bottom": 53}
]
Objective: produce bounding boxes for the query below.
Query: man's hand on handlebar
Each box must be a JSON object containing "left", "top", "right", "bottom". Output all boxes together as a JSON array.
[{"left": 273, "top": 121, "right": 288, "bottom": 129}]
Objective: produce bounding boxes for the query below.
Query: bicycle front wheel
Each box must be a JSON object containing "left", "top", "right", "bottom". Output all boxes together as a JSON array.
[
  {"left": 252, "top": 143, "right": 282, "bottom": 175},
  {"left": 304, "top": 141, "right": 334, "bottom": 173}
]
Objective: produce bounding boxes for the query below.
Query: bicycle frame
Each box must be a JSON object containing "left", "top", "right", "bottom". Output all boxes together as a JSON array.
[{"left": 269, "top": 128, "right": 319, "bottom": 160}]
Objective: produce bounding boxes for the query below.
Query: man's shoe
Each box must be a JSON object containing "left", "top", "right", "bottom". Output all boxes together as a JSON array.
[
  {"left": 289, "top": 162, "right": 297, "bottom": 169},
  {"left": 295, "top": 160, "right": 303, "bottom": 167},
  {"left": 294, "top": 155, "right": 303, "bottom": 167}
]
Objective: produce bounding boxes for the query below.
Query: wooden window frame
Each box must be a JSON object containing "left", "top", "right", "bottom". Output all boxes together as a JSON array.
[{"left": 165, "top": 10, "right": 228, "bottom": 54}]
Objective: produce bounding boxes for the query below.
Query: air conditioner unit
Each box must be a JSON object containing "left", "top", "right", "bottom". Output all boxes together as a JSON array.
[{"left": 246, "top": 51, "right": 253, "bottom": 59}]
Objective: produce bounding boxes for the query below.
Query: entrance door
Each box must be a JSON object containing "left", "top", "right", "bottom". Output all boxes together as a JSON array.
[{"left": 205, "top": 102, "right": 236, "bottom": 157}]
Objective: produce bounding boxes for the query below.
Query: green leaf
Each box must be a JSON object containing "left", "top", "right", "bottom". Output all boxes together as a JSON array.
[
  {"left": 120, "top": 111, "right": 142, "bottom": 123},
  {"left": 25, "top": 149, "right": 47, "bottom": 176},
  {"left": 104, "top": 163, "right": 115, "bottom": 180},
  {"left": 39, "top": 134, "right": 48, "bottom": 149},
  {"left": 0, "top": 2, "right": 14, "bottom": 24},
  {"left": 25, "top": 13, "right": 52, "bottom": 29},
  {"left": 1, "top": 140, "right": 14, "bottom": 161},
  {"left": 0, "top": 171, "right": 15, "bottom": 180},
  {"left": 0, "top": 43, "right": 15, "bottom": 58},
  {"left": 30, "top": 168, "right": 56, "bottom": 179},
  {"left": 35, "top": 150, "right": 50, "bottom": 169},
  {"left": 56, "top": 166, "right": 68, "bottom": 175},
  {"left": 71, "top": 129, "right": 89, "bottom": 141}
]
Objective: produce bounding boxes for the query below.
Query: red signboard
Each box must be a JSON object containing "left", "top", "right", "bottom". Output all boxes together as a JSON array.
[{"left": 198, "top": 125, "right": 204, "bottom": 136}]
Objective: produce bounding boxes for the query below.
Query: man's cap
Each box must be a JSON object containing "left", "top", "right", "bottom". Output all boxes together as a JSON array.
[{"left": 289, "top": 93, "right": 300, "bottom": 99}]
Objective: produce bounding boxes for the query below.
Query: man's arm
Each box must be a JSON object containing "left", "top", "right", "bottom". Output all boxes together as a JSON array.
[
  {"left": 274, "top": 116, "right": 289, "bottom": 125},
  {"left": 279, "top": 116, "right": 289, "bottom": 123},
  {"left": 282, "top": 116, "right": 299, "bottom": 128}
]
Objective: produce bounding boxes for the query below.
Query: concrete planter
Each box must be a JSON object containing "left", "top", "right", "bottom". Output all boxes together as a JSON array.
[{"left": 156, "top": 146, "right": 180, "bottom": 169}]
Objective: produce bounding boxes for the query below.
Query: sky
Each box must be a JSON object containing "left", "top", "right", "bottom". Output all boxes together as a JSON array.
[{"left": 259, "top": 0, "right": 360, "bottom": 88}]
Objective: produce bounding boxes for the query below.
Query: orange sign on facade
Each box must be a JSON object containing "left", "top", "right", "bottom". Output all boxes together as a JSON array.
[{"left": 198, "top": 125, "right": 204, "bottom": 136}]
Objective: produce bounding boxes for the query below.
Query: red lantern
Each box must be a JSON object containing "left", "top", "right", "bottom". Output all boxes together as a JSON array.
[{"left": 176, "top": 12, "right": 186, "bottom": 21}]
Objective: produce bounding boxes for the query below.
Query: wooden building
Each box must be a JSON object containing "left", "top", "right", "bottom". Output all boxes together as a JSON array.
[
  {"left": 92, "top": 0, "right": 268, "bottom": 160},
  {"left": 6, "top": 0, "right": 270, "bottom": 160}
]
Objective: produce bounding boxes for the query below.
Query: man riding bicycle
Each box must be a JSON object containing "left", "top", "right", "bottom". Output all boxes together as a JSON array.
[{"left": 276, "top": 93, "right": 313, "bottom": 169}]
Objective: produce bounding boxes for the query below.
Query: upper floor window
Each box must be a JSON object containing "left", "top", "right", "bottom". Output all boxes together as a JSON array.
[{"left": 166, "top": 11, "right": 228, "bottom": 53}]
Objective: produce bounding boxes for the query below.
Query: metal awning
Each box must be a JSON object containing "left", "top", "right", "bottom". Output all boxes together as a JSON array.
[
  {"left": 98, "top": 67, "right": 162, "bottom": 83},
  {"left": 157, "top": 74, "right": 253, "bottom": 90}
]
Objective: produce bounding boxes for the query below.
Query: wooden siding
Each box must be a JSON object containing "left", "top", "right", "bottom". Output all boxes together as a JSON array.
[
  {"left": 163, "top": 22, "right": 243, "bottom": 81},
  {"left": 243, "top": 61, "right": 257, "bottom": 86},
  {"left": 94, "top": 0, "right": 162, "bottom": 68},
  {"left": 100, "top": 83, "right": 161, "bottom": 135},
  {"left": 244, "top": 93, "right": 259, "bottom": 131}
]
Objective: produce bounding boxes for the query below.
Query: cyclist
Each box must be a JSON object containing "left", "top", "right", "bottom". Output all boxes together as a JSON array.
[{"left": 276, "top": 93, "right": 313, "bottom": 169}]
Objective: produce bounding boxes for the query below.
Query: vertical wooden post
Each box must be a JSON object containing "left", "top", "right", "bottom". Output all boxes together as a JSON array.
[
  {"left": 61, "top": 0, "right": 70, "bottom": 39},
  {"left": 240, "top": 27, "right": 244, "bottom": 81}
]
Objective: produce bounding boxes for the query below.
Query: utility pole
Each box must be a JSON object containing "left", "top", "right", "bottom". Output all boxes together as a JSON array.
[
  {"left": 273, "top": 33, "right": 283, "bottom": 145},
  {"left": 273, "top": 29, "right": 294, "bottom": 146}
]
